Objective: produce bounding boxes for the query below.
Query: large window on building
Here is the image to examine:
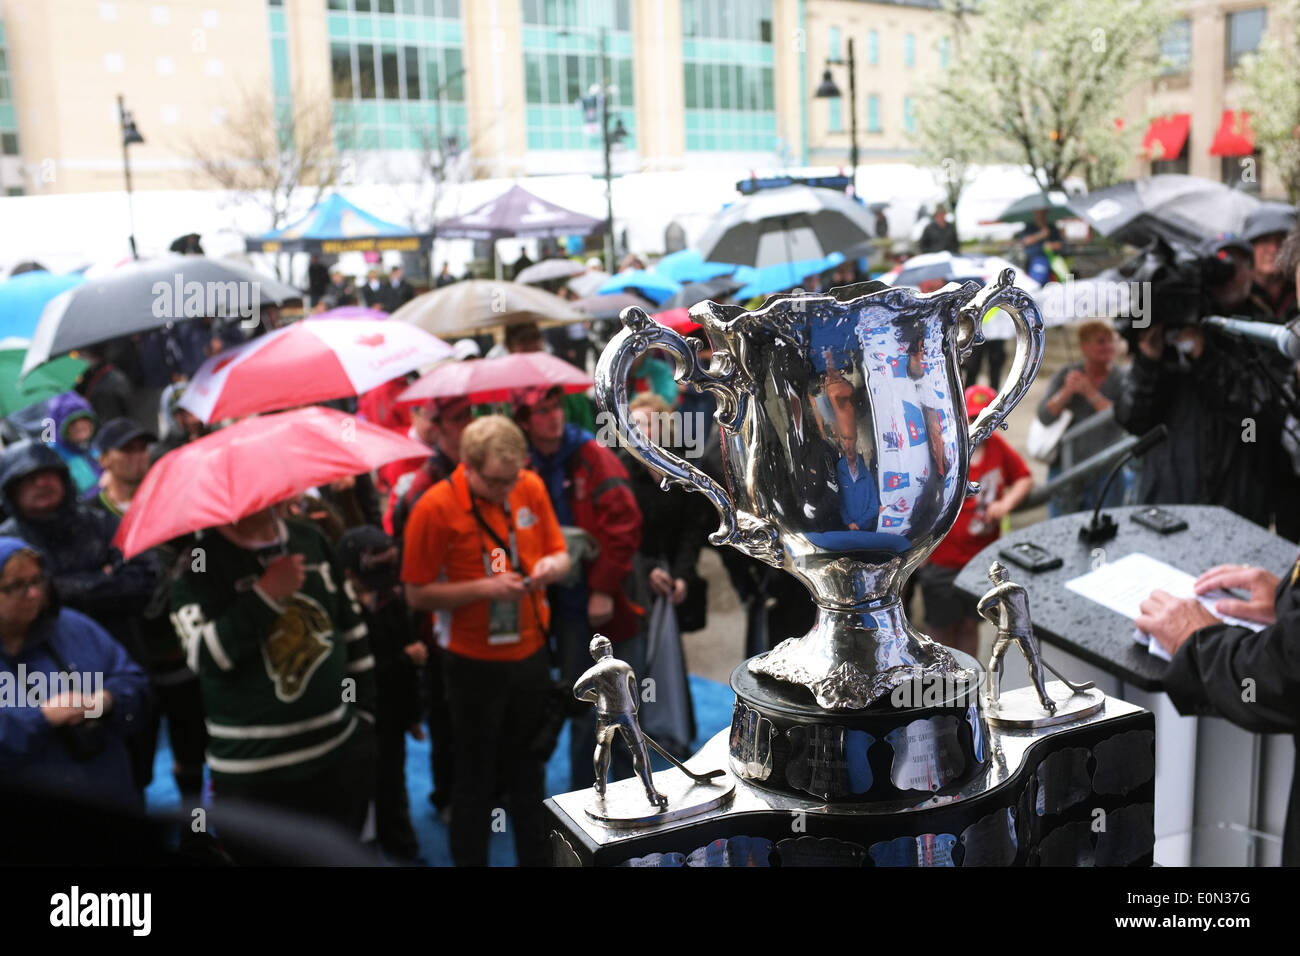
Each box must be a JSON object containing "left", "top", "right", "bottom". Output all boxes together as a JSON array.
[
  {"left": 521, "top": 0, "right": 635, "bottom": 152},
  {"left": 682, "top": 0, "right": 775, "bottom": 152},
  {"left": 866, "top": 94, "right": 881, "bottom": 133},
  {"left": 1159, "top": 18, "right": 1191, "bottom": 75},
  {"left": 1225, "top": 8, "right": 1266, "bottom": 69},
  {"left": 327, "top": 0, "right": 466, "bottom": 151}
]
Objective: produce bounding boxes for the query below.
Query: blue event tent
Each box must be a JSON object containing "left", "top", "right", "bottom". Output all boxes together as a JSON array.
[{"left": 245, "top": 193, "right": 432, "bottom": 254}]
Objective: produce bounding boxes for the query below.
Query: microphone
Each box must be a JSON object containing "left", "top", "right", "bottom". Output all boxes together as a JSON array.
[
  {"left": 1203, "top": 315, "right": 1300, "bottom": 360},
  {"left": 1079, "top": 425, "right": 1169, "bottom": 544}
]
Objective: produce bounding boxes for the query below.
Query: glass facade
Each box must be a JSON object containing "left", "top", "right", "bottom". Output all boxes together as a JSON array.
[
  {"left": 521, "top": 0, "right": 636, "bottom": 152},
  {"left": 681, "top": 0, "right": 776, "bottom": 152},
  {"left": 0, "top": 21, "right": 18, "bottom": 160},
  {"left": 326, "top": 0, "right": 466, "bottom": 152},
  {"left": 267, "top": 1, "right": 293, "bottom": 128}
]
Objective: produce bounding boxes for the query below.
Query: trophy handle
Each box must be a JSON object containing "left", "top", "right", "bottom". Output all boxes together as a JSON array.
[
  {"left": 959, "top": 268, "right": 1045, "bottom": 447},
  {"left": 594, "top": 307, "right": 778, "bottom": 560}
]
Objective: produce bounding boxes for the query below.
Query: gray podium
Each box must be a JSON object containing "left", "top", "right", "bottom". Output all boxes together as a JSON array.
[{"left": 954, "top": 504, "right": 1296, "bottom": 866}]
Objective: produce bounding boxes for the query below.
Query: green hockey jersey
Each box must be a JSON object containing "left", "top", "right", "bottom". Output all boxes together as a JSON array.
[{"left": 169, "top": 518, "right": 376, "bottom": 785}]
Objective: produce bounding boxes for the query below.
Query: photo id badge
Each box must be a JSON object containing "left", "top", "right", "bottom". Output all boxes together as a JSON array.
[{"left": 486, "top": 598, "right": 521, "bottom": 645}]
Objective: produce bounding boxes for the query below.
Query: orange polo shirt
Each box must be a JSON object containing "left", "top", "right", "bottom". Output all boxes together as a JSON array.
[{"left": 401, "top": 464, "right": 566, "bottom": 661}]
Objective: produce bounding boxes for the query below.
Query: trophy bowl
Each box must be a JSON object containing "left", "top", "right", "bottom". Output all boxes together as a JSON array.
[{"left": 595, "top": 269, "right": 1044, "bottom": 716}]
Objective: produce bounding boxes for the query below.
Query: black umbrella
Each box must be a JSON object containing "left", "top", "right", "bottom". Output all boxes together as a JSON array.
[
  {"left": 22, "top": 255, "right": 302, "bottom": 375},
  {"left": 695, "top": 186, "right": 877, "bottom": 268},
  {"left": 659, "top": 276, "right": 746, "bottom": 310},
  {"left": 1067, "top": 175, "right": 1260, "bottom": 250}
]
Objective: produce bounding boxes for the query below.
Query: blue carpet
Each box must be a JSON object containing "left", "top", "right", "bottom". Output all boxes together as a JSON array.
[{"left": 146, "top": 673, "right": 735, "bottom": 866}]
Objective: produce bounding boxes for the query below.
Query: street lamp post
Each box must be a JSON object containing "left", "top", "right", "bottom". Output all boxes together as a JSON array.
[
  {"left": 567, "top": 25, "right": 627, "bottom": 273},
  {"left": 815, "top": 37, "right": 858, "bottom": 198},
  {"left": 118, "top": 95, "right": 145, "bottom": 260}
]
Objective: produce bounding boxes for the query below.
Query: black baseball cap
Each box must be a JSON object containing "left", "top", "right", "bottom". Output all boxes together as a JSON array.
[
  {"left": 92, "top": 418, "right": 157, "bottom": 458},
  {"left": 337, "top": 525, "right": 399, "bottom": 589}
]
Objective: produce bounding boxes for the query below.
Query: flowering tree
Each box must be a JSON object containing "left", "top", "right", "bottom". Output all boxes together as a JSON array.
[
  {"left": 916, "top": 0, "right": 1174, "bottom": 192},
  {"left": 1237, "top": 0, "right": 1300, "bottom": 202}
]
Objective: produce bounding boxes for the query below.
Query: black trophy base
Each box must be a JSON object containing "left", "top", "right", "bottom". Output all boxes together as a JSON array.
[
  {"left": 729, "top": 650, "right": 988, "bottom": 806},
  {"left": 545, "top": 684, "right": 1156, "bottom": 867}
]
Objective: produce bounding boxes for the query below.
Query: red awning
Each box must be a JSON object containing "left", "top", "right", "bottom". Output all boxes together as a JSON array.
[
  {"left": 1209, "top": 110, "right": 1255, "bottom": 157},
  {"left": 1141, "top": 114, "right": 1190, "bottom": 160}
]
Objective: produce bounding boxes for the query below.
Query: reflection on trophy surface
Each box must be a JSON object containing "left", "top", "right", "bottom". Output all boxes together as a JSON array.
[{"left": 595, "top": 269, "right": 1046, "bottom": 710}]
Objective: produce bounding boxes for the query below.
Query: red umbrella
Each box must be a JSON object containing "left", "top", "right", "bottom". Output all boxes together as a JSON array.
[
  {"left": 113, "top": 407, "right": 431, "bottom": 558},
  {"left": 398, "top": 352, "right": 591, "bottom": 405},
  {"left": 179, "top": 317, "right": 452, "bottom": 423},
  {"left": 652, "top": 307, "right": 702, "bottom": 336}
]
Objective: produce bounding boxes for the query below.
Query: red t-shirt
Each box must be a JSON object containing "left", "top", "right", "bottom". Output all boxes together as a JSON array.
[{"left": 929, "top": 433, "right": 1030, "bottom": 569}]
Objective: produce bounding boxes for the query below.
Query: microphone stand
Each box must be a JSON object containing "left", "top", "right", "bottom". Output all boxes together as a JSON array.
[{"left": 1079, "top": 424, "right": 1168, "bottom": 544}]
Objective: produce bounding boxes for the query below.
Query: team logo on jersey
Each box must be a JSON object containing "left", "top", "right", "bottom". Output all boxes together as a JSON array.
[
  {"left": 902, "top": 402, "right": 926, "bottom": 445},
  {"left": 515, "top": 506, "right": 536, "bottom": 529},
  {"left": 262, "top": 594, "right": 334, "bottom": 702}
]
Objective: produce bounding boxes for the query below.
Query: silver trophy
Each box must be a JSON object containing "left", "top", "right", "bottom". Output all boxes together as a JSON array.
[{"left": 595, "top": 270, "right": 1044, "bottom": 710}]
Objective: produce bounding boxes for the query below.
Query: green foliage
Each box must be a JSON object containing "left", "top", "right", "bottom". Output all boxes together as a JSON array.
[
  {"left": 913, "top": 0, "right": 1174, "bottom": 194},
  {"left": 1237, "top": 0, "right": 1300, "bottom": 202}
]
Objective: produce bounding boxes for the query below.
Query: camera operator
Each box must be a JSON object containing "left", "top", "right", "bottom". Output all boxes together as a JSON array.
[
  {"left": 1138, "top": 559, "right": 1300, "bottom": 866},
  {"left": 1114, "top": 235, "right": 1282, "bottom": 529},
  {"left": 1245, "top": 205, "right": 1298, "bottom": 323}
]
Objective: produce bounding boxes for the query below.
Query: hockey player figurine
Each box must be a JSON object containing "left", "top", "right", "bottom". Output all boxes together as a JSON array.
[
  {"left": 977, "top": 561, "right": 1095, "bottom": 716},
  {"left": 977, "top": 561, "right": 1058, "bottom": 715},
  {"left": 574, "top": 635, "right": 668, "bottom": 809}
]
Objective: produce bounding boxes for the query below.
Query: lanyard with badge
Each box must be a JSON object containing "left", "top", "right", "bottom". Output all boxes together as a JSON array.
[{"left": 469, "top": 494, "right": 525, "bottom": 646}]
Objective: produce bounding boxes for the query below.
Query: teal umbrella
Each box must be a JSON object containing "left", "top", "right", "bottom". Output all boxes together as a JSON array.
[
  {"left": 995, "top": 191, "right": 1075, "bottom": 225},
  {"left": 0, "top": 339, "right": 87, "bottom": 416}
]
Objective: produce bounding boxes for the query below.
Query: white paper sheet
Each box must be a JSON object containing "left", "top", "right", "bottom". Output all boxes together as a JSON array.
[{"left": 1064, "top": 552, "right": 1266, "bottom": 661}]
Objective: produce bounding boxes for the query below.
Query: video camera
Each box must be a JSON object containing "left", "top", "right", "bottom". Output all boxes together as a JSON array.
[{"left": 1110, "top": 236, "right": 1240, "bottom": 346}]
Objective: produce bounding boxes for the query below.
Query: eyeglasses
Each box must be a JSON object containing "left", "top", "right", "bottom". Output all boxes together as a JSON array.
[{"left": 0, "top": 576, "right": 47, "bottom": 597}]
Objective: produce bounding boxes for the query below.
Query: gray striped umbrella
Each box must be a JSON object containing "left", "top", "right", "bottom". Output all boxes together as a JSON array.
[
  {"left": 22, "top": 255, "right": 301, "bottom": 375},
  {"left": 695, "top": 185, "right": 878, "bottom": 269}
]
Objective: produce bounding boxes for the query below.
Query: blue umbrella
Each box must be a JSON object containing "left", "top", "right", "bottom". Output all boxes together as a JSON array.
[
  {"left": 0, "top": 271, "right": 85, "bottom": 339},
  {"left": 734, "top": 252, "right": 845, "bottom": 301},
  {"left": 598, "top": 270, "right": 682, "bottom": 306},
  {"left": 654, "top": 249, "right": 738, "bottom": 284}
]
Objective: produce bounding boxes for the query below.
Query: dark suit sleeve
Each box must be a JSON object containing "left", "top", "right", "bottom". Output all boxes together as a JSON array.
[{"left": 1162, "top": 611, "right": 1300, "bottom": 735}]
